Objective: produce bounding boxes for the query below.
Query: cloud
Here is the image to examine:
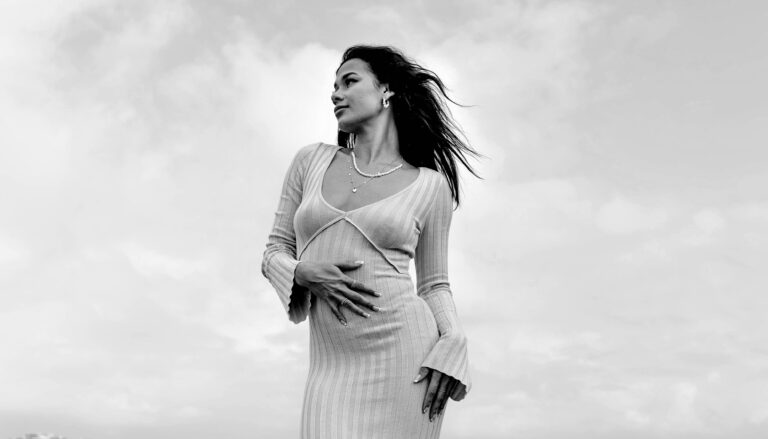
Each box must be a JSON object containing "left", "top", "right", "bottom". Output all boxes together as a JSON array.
[
  {"left": 1, "top": 1, "right": 767, "bottom": 438},
  {"left": 507, "top": 330, "right": 606, "bottom": 364},
  {"left": 730, "top": 203, "right": 768, "bottom": 223},
  {"left": 354, "top": 5, "right": 404, "bottom": 27},
  {"left": 596, "top": 195, "right": 668, "bottom": 234},
  {"left": 693, "top": 209, "right": 725, "bottom": 235},
  {"left": 120, "top": 242, "right": 216, "bottom": 280},
  {"left": 0, "top": 0, "right": 332, "bottom": 434},
  {"left": 222, "top": 36, "right": 340, "bottom": 154},
  {"left": 0, "top": 234, "right": 30, "bottom": 279}
]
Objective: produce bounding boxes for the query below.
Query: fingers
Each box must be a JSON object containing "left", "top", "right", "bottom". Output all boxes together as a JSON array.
[
  {"left": 324, "top": 285, "right": 384, "bottom": 326},
  {"left": 417, "top": 368, "right": 455, "bottom": 422},
  {"left": 343, "top": 277, "right": 380, "bottom": 297},
  {"left": 413, "top": 367, "right": 429, "bottom": 384},
  {"left": 430, "top": 374, "right": 451, "bottom": 422},
  {"left": 326, "top": 296, "right": 347, "bottom": 326},
  {"left": 338, "top": 294, "right": 371, "bottom": 319},
  {"left": 334, "top": 260, "right": 365, "bottom": 271},
  {"left": 438, "top": 378, "right": 458, "bottom": 416},
  {"left": 333, "top": 261, "right": 378, "bottom": 297},
  {"left": 330, "top": 293, "right": 378, "bottom": 325},
  {"left": 422, "top": 369, "right": 440, "bottom": 418},
  {"left": 337, "top": 287, "right": 383, "bottom": 313}
]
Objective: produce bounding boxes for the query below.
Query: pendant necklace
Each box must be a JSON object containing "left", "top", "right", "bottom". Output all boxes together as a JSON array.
[{"left": 348, "top": 150, "right": 403, "bottom": 193}]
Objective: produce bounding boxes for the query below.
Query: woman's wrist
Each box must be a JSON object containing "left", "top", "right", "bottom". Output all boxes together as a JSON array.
[{"left": 294, "top": 261, "right": 306, "bottom": 287}]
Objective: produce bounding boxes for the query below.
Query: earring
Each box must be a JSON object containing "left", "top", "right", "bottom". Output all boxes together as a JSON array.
[
  {"left": 382, "top": 96, "right": 390, "bottom": 108},
  {"left": 346, "top": 133, "right": 356, "bottom": 149}
]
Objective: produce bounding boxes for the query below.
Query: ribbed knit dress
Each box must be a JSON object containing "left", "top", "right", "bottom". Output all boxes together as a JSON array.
[{"left": 261, "top": 142, "right": 472, "bottom": 439}]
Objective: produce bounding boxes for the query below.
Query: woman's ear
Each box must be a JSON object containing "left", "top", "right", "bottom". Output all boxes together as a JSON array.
[{"left": 381, "top": 84, "right": 395, "bottom": 99}]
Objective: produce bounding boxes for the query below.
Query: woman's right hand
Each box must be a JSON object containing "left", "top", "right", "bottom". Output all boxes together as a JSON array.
[{"left": 294, "top": 260, "right": 383, "bottom": 325}]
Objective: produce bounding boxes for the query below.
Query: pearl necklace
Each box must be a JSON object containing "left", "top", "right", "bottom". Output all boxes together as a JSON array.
[
  {"left": 348, "top": 150, "right": 403, "bottom": 193},
  {"left": 351, "top": 150, "right": 404, "bottom": 177}
]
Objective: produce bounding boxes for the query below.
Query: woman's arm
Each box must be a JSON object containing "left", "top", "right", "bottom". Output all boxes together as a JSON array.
[
  {"left": 261, "top": 143, "right": 319, "bottom": 324},
  {"left": 414, "top": 174, "right": 472, "bottom": 402}
]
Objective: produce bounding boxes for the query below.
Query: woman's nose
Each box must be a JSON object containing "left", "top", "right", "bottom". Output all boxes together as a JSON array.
[{"left": 331, "top": 89, "right": 343, "bottom": 105}]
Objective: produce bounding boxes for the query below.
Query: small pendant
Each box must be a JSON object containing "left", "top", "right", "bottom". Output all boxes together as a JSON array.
[{"left": 352, "top": 188, "right": 357, "bottom": 193}]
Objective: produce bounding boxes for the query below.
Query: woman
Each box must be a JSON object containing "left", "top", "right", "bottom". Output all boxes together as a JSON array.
[{"left": 261, "top": 45, "right": 483, "bottom": 438}]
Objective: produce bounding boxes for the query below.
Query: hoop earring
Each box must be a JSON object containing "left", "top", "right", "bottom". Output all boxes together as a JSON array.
[
  {"left": 382, "top": 96, "right": 390, "bottom": 109},
  {"left": 346, "top": 133, "right": 356, "bottom": 149}
]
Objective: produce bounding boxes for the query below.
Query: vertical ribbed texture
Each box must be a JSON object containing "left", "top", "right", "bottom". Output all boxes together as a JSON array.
[
  {"left": 415, "top": 173, "right": 472, "bottom": 401},
  {"left": 261, "top": 143, "right": 471, "bottom": 438},
  {"left": 261, "top": 142, "right": 322, "bottom": 324}
]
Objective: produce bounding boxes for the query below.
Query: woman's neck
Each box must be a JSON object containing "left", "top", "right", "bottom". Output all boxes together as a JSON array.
[{"left": 351, "top": 117, "right": 402, "bottom": 166}]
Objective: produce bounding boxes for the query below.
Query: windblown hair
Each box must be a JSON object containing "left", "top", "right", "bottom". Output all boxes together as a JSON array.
[{"left": 336, "top": 45, "right": 484, "bottom": 208}]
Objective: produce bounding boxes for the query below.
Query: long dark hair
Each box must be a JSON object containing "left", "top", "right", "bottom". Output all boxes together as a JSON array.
[{"left": 336, "top": 45, "right": 485, "bottom": 208}]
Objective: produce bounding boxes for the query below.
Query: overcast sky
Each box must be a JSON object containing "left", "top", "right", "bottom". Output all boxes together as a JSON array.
[{"left": 1, "top": 1, "right": 767, "bottom": 438}]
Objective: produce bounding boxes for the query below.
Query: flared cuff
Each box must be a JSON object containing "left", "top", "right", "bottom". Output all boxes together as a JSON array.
[
  {"left": 262, "top": 252, "right": 311, "bottom": 324},
  {"left": 419, "top": 332, "right": 472, "bottom": 401}
]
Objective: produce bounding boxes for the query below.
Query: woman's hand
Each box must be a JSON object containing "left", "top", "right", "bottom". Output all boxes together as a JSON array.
[
  {"left": 294, "top": 260, "right": 383, "bottom": 325},
  {"left": 414, "top": 366, "right": 459, "bottom": 422}
]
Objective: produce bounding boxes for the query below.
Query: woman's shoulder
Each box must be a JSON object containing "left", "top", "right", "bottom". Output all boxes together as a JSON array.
[
  {"left": 419, "top": 167, "right": 449, "bottom": 189},
  {"left": 418, "top": 166, "right": 441, "bottom": 178},
  {"left": 418, "top": 168, "right": 453, "bottom": 208},
  {"left": 296, "top": 141, "right": 333, "bottom": 155},
  {"left": 294, "top": 141, "right": 339, "bottom": 163}
]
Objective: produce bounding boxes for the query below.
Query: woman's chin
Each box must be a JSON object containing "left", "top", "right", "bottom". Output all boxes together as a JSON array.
[{"left": 336, "top": 121, "right": 354, "bottom": 132}]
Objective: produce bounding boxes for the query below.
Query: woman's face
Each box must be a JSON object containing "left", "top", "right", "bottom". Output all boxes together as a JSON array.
[{"left": 331, "top": 58, "right": 389, "bottom": 132}]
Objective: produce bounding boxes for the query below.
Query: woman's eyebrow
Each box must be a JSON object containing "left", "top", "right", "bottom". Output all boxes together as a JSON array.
[{"left": 333, "top": 72, "right": 359, "bottom": 88}]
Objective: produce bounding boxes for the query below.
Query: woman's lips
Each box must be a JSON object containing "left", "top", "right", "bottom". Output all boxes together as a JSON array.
[{"left": 334, "top": 106, "right": 347, "bottom": 113}]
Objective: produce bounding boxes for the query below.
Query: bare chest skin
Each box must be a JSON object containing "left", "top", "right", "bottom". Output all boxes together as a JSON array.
[{"left": 321, "top": 148, "right": 421, "bottom": 212}]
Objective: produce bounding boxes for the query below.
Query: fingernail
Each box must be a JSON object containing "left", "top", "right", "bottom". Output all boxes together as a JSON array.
[
  {"left": 374, "top": 292, "right": 381, "bottom": 297},
  {"left": 355, "top": 260, "right": 364, "bottom": 264},
  {"left": 364, "top": 313, "right": 370, "bottom": 318},
  {"left": 341, "top": 320, "right": 347, "bottom": 326},
  {"left": 373, "top": 306, "right": 384, "bottom": 312}
]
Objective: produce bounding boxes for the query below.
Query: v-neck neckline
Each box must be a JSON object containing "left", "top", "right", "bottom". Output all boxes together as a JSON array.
[{"left": 318, "top": 145, "right": 423, "bottom": 215}]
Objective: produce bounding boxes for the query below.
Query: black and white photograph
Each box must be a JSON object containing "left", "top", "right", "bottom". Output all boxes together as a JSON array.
[{"left": 1, "top": 1, "right": 766, "bottom": 438}]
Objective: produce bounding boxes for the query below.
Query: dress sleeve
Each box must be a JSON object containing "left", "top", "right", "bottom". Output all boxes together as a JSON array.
[
  {"left": 261, "top": 143, "right": 318, "bottom": 324},
  {"left": 415, "top": 174, "right": 472, "bottom": 401}
]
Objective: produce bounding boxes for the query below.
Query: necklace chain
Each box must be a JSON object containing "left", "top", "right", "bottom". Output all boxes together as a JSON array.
[
  {"left": 348, "top": 149, "right": 403, "bottom": 193},
  {"left": 351, "top": 150, "right": 403, "bottom": 177}
]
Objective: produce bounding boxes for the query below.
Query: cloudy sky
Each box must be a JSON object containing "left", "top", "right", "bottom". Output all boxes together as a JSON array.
[{"left": 1, "top": 0, "right": 767, "bottom": 438}]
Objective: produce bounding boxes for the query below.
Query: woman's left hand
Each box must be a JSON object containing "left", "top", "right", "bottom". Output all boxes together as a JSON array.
[{"left": 414, "top": 366, "right": 459, "bottom": 421}]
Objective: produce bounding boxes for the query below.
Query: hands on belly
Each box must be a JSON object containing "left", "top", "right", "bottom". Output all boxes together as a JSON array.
[{"left": 294, "top": 259, "right": 385, "bottom": 326}]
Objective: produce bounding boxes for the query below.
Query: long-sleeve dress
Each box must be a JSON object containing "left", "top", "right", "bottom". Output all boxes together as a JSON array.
[{"left": 261, "top": 142, "right": 471, "bottom": 439}]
